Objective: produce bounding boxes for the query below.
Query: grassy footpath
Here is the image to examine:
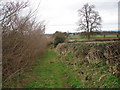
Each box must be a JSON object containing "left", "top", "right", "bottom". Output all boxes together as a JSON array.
[
  {"left": 24, "top": 49, "right": 72, "bottom": 88},
  {"left": 5, "top": 48, "right": 82, "bottom": 88},
  {"left": 25, "top": 49, "right": 63, "bottom": 88}
]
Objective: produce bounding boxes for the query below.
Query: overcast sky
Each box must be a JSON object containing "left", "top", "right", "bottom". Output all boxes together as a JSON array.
[{"left": 7, "top": 0, "right": 120, "bottom": 34}]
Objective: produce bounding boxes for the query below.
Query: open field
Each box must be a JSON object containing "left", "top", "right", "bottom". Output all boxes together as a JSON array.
[
  {"left": 67, "top": 35, "right": 120, "bottom": 41},
  {"left": 68, "top": 35, "right": 118, "bottom": 38}
]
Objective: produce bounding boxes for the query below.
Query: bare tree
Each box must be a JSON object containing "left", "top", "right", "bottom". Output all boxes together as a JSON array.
[
  {"left": 0, "top": 1, "right": 28, "bottom": 33},
  {"left": 78, "top": 3, "right": 102, "bottom": 39}
]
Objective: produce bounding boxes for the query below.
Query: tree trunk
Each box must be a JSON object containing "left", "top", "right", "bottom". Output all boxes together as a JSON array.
[{"left": 87, "top": 33, "right": 90, "bottom": 40}]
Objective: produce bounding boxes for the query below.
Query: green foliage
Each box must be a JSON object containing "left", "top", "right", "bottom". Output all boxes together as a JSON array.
[{"left": 53, "top": 31, "right": 66, "bottom": 47}]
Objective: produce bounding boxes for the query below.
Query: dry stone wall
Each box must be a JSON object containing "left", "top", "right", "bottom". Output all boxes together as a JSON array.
[{"left": 56, "top": 41, "right": 120, "bottom": 77}]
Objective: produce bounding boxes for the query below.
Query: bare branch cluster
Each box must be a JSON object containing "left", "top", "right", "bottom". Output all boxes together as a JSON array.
[
  {"left": 78, "top": 3, "right": 102, "bottom": 38},
  {"left": 0, "top": 1, "right": 49, "bottom": 87}
]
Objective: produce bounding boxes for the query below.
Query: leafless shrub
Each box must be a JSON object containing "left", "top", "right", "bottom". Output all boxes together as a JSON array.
[{"left": 0, "top": 1, "right": 48, "bottom": 87}]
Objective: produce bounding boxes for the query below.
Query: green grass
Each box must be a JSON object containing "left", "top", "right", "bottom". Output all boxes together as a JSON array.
[
  {"left": 25, "top": 49, "right": 84, "bottom": 88},
  {"left": 91, "top": 35, "right": 118, "bottom": 38},
  {"left": 67, "top": 35, "right": 78, "bottom": 38},
  {"left": 59, "top": 59, "right": 82, "bottom": 88},
  {"left": 69, "top": 38, "right": 85, "bottom": 41},
  {"left": 24, "top": 49, "right": 71, "bottom": 88}
]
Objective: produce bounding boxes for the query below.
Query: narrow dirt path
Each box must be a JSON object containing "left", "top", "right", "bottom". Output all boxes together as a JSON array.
[{"left": 24, "top": 49, "right": 70, "bottom": 88}]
